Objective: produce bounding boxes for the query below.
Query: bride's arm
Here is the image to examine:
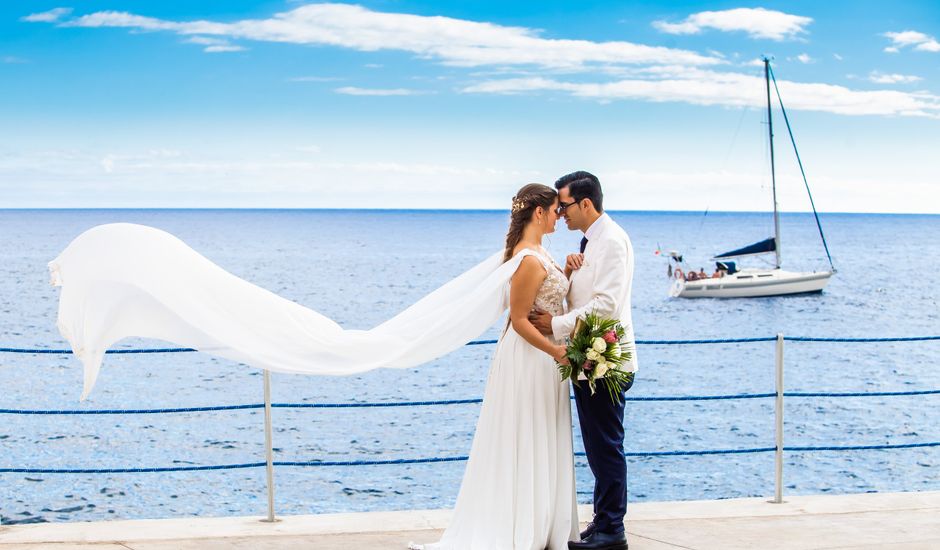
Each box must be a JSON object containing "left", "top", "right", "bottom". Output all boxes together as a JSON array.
[{"left": 510, "top": 256, "right": 568, "bottom": 363}]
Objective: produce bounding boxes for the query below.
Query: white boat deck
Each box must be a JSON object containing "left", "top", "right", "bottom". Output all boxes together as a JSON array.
[
  {"left": 670, "top": 268, "right": 833, "bottom": 298},
  {"left": 2, "top": 491, "right": 938, "bottom": 549}
]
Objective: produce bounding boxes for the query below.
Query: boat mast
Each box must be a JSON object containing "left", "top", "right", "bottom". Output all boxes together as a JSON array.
[{"left": 764, "top": 56, "right": 781, "bottom": 269}]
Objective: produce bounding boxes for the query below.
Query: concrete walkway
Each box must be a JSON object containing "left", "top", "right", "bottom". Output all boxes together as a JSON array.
[{"left": 2, "top": 491, "right": 938, "bottom": 549}]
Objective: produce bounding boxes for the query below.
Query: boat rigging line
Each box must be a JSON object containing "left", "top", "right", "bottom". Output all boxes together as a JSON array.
[{"left": 768, "top": 63, "right": 836, "bottom": 273}]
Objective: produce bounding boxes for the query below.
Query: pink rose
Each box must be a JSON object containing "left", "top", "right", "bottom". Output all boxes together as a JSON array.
[
  {"left": 582, "top": 360, "right": 594, "bottom": 371},
  {"left": 603, "top": 331, "right": 618, "bottom": 343}
]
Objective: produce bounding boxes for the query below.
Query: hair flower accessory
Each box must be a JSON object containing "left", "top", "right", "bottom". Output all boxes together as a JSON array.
[{"left": 511, "top": 196, "right": 526, "bottom": 214}]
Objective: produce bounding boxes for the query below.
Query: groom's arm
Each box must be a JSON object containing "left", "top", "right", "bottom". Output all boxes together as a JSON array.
[{"left": 550, "top": 240, "right": 629, "bottom": 341}]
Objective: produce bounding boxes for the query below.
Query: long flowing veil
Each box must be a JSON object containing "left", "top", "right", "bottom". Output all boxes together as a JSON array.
[{"left": 49, "top": 223, "right": 536, "bottom": 400}]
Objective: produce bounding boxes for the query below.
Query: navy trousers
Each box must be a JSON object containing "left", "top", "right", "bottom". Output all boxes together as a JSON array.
[{"left": 573, "top": 377, "right": 634, "bottom": 534}]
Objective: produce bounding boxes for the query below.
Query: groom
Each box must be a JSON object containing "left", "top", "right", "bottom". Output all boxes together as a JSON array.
[{"left": 530, "top": 171, "right": 638, "bottom": 550}]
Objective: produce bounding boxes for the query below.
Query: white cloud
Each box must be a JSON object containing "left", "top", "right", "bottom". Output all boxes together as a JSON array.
[
  {"left": 883, "top": 30, "right": 940, "bottom": 53},
  {"left": 2, "top": 55, "right": 28, "bottom": 64},
  {"left": 606, "top": 170, "right": 940, "bottom": 214},
  {"left": 26, "top": 4, "right": 939, "bottom": 121},
  {"left": 868, "top": 71, "right": 923, "bottom": 84},
  {"left": 335, "top": 86, "right": 432, "bottom": 96},
  {"left": 917, "top": 41, "right": 940, "bottom": 52},
  {"left": 184, "top": 36, "right": 245, "bottom": 53},
  {"left": 653, "top": 8, "right": 812, "bottom": 41},
  {"left": 21, "top": 7, "right": 72, "bottom": 23},
  {"left": 884, "top": 30, "right": 932, "bottom": 46},
  {"left": 295, "top": 145, "right": 322, "bottom": 153},
  {"left": 0, "top": 147, "right": 535, "bottom": 208},
  {"left": 7, "top": 150, "right": 487, "bottom": 179},
  {"left": 833, "top": 53, "right": 843, "bottom": 61},
  {"left": 10, "top": 151, "right": 935, "bottom": 212},
  {"left": 53, "top": 3, "right": 721, "bottom": 68},
  {"left": 204, "top": 44, "right": 246, "bottom": 53},
  {"left": 98, "top": 149, "right": 181, "bottom": 172},
  {"left": 461, "top": 69, "right": 940, "bottom": 118},
  {"left": 2, "top": 147, "right": 936, "bottom": 213},
  {"left": 796, "top": 53, "right": 813, "bottom": 64}
]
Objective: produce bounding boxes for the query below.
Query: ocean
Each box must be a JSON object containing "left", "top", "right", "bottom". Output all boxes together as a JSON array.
[{"left": 1, "top": 209, "right": 938, "bottom": 524}]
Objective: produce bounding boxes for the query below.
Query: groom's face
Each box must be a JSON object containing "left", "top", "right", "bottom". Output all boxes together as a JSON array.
[{"left": 558, "top": 186, "right": 582, "bottom": 232}]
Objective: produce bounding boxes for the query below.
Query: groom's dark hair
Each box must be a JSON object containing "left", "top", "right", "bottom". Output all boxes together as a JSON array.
[{"left": 555, "top": 171, "right": 603, "bottom": 213}]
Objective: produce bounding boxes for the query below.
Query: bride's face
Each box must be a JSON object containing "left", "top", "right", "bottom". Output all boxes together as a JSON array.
[{"left": 542, "top": 198, "right": 560, "bottom": 234}]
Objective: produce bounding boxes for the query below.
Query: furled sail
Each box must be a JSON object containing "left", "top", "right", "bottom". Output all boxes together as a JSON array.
[{"left": 713, "top": 237, "right": 776, "bottom": 260}]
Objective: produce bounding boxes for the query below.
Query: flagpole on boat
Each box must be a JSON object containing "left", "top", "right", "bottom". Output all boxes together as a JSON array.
[{"left": 764, "top": 56, "right": 782, "bottom": 270}]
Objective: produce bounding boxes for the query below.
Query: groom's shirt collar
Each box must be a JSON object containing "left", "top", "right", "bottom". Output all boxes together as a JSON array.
[{"left": 584, "top": 213, "right": 609, "bottom": 241}]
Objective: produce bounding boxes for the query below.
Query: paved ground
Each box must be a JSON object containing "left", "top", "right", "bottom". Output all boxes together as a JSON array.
[{"left": 2, "top": 491, "right": 939, "bottom": 549}]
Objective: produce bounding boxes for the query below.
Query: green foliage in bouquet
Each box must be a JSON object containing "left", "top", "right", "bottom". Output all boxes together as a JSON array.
[{"left": 557, "top": 311, "right": 635, "bottom": 403}]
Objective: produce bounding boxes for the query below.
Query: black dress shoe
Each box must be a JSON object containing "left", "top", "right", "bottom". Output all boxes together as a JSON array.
[
  {"left": 580, "top": 521, "right": 596, "bottom": 540},
  {"left": 567, "top": 530, "right": 628, "bottom": 550}
]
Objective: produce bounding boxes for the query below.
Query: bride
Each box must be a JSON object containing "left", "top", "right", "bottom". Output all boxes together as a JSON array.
[
  {"left": 49, "top": 184, "right": 579, "bottom": 548},
  {"left": 413, "top": 183, "right": 578, "bottom": 549}
]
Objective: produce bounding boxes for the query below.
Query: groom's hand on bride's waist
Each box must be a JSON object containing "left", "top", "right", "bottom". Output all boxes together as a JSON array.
[{"left": 528, "top": 309, "right": 554, "bottom": 336}]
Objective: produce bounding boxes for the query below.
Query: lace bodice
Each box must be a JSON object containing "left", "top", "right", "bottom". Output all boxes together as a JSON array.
[{"left": 532, "top": 250, "right": 568, "bottom": 318}]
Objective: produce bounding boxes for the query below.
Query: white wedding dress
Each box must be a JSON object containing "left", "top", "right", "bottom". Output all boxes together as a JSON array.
[
  {"left": 50, "top": 224, "right": 578, "bottom": 548},
  {"left": 418, "top": 250, "right": 578, "bottom": 550}
]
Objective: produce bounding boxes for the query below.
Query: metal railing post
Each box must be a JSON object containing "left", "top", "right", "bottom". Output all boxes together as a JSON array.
[
  {"left": 773, "top": 333, "right": 785, "bottom": 503},
  {"left": 261, "top": 369, "right": 278, "bottom": 522}
]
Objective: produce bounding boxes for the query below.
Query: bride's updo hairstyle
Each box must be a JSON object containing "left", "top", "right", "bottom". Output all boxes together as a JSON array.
[{"left": 503, "top": 183, "right": 557, "bottom": 262}]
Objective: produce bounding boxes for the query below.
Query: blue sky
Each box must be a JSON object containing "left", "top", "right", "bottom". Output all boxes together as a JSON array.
[{"left": 1, "top": 1, "right": 938, "bottom": 212}]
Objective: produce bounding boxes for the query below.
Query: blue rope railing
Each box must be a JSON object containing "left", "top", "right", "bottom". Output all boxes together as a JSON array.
[
  {"left": 8, "top": 388, "right": 940, "bottom": 415},
  {"left": 3, "top": 335, "right": 938, "bottom": 477},
  {"left": 3, "top": 334, "right": 938, "bottom": 355},
  {"left": 0, "top": 336, "right": 773, "bottom": 354},
  {"left": 637, "top": 337, "right": 776, "bottom": 344},
  {"left": 0, "top": 404, "right": 265, "bottom": 415},
  {"left": 6, "top": 441, "right": 940, "bottom": 474},
  {"left": 786, "top": 442, "right": 940, "bottom": 452},
  {"left": 0, "top": 347, "right": 197, "bottom": 354},
  {"left": 0, "top": 463, "right": 266, "bottom": 474},
  {"left": 784, "top": 336, "right": 940, "bottom": 343},
  {"left": 785, "top": 389, "right": 940, "bottom": 398}
]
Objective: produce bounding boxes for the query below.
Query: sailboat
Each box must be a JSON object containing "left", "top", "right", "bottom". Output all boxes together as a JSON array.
[{"left": 669, "top": 57, "right": 836, "bottom": 299}]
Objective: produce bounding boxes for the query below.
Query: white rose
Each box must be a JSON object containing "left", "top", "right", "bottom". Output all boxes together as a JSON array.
[
  {"left": 586, "top": 349, "right": 600, "bottom": 361},
  {"left": 592, "top": 337, "right": 607, "bottom": 353},
  {"left": 595, "top": 362, "right": 609, "bottom": 377}
]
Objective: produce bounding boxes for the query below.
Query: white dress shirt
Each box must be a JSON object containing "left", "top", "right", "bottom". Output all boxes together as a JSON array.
[{"left": 551, "top": 213, "right": 638, "bottom": 374}]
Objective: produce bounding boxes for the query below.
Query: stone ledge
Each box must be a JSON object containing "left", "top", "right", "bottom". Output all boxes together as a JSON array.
[{"left": 2, "top": 491, "right": 939, "bottom": 549}]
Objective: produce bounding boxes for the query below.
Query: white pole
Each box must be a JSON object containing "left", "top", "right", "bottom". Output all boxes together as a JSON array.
[
  {"left": 773, "top": 333, "right": 784, "bottom": 504},
  {"left": 262, "top": 369, "right": 278, "bottom": 522}
]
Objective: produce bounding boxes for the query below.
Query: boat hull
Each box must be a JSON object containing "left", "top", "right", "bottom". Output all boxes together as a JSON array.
[{"left": 670, "top": 270, "right": 833, "bottom": 298}]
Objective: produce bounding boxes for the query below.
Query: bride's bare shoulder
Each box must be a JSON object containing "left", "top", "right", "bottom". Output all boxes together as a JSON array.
[
  {"left": 511, "top": 244, "right": 539, "bottom": 257},
  {"left": 511, "top": 252, "right": 548, "bottom": 283}
]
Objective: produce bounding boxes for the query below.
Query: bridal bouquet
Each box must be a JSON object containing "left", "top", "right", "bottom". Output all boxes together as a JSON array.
[{"left": 557, "top": 312, "right": 634, "bottom": 403}]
